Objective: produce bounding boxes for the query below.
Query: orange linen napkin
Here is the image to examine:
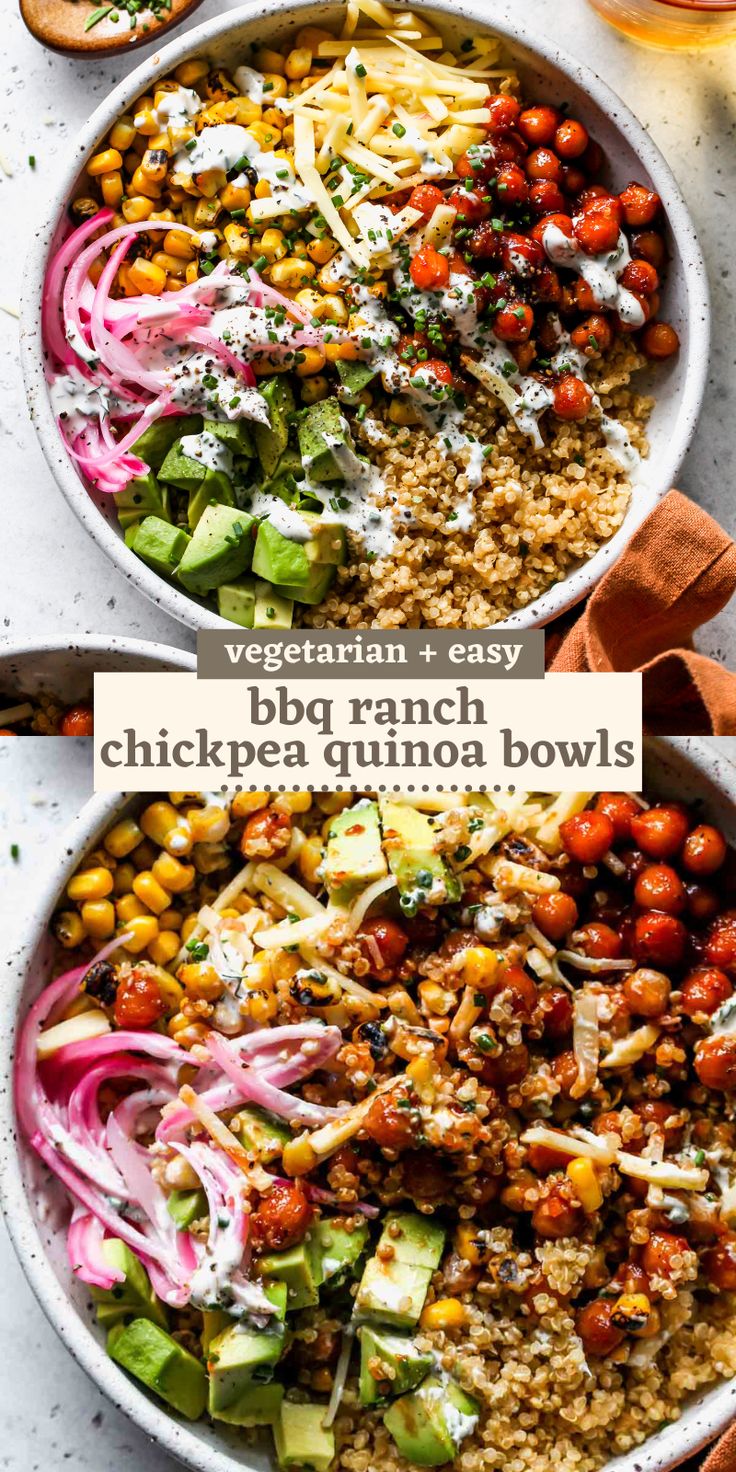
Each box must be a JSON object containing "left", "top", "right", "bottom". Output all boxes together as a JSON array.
[
  {"left": 703, "top": 1422, "right": 736, "bottom": 1472},
  {"left": 548, "top": 490, "right": 736, "bottom": 735}
]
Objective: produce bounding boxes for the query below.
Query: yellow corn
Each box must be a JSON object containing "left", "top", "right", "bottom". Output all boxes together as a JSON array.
[
  {"left": 454, "top": 1223, "right": 485, "bottom": 1267},
  {"left": 133, "top": 104, "right": 159, "bottom": 136},
  {"left": 105, "top": 817, "right": 143, "bottom": 858},
  {"left": 296, "top": 25, "right": 333, "bottom": 48},
  {"left": 259, "top": 228, "right": 288, "bottom": 263},
  {"left": 317, "top": 261, "right": 345, "bottom": 294},
  {"left": 463, "top": 946, "right": 499, "bottom": 989},
  {"left": 262, "top": 107, "right": 287, "bottom": 130},
  {"left": 185, "top": 261, "right": 200, "bottom": 285},
  {"left": 324, "top": 340, "right": 360, "bottom": 363},
  {"left": 284, "top": 47, "right": 312, "bottom": 81},
  {"left": 68, "top": 867, "right": 114, "bottom": 903},
  {"left": 281, "top": 122, "right": 295, "bottom": 147},
  {"left": 54, "top": 910, "right": 87, "bottom": 949},
  {"left": 80, "top": 900, "right": 116, "bottom": 940},
  {"left": 127, "top": 258, "right": 166, "bottom": 295},
  {"left": 152, "top": 853, "right": 195, "bottom": 894},
  {"left": 223, "top": 222, "right": 251, "bottom": 260},
  {"left": 255, "top": 48, "right": 285, "bottom": 74},
  {"left": 420, "top": 1298, "right": 465, "bottom": 1331},
  {"left": 122, "top": 196, "right": 154, "bottom": 224},
  {"left": 100, "top": 171, "right": 123, "bottom": 207},
  {"left": 388, "top": 397, "right": 422, "bottom": 426},
  {"left": 611, "top": 1292, "right": 652, "bottom": 1333},
  {"left": 142, "top": 801, "right": 184, "bottom": 848},
  {"left": 300, "top": 375, "right": 329, "bottom": 406},
  {"left": 268, "top": 257, "right": 316, "bottom": 289},
  {"left": 295, "top": 347, "right": 326, "bottom": 378},
  {"left": 151, "top": 250, "right": 184, "bottom": 278},
  {"left": 231, "top": 792, "right": 269, "bottom": 817},
  {"left": 116, "top": 894, "right": 150, "bottom": 923},
  {"left": 181, "top": 915, "right": 200, "bottom": 944},
  {"left": 174, "top": 57, "right": 209, "bottom": 85},
  {"left": 132, "top": 871, "right": 172, "bottom": 916},
  {"left": 567, "top": 1156, "right": 603, "bottom": 1212},
  {"left": 130, "top": 165, "right": 162, "bottom": 200},
  {"left": 248, "top": 991, "right": 279, "bottom": 1025},
  {"left": 166, "top": 277, "right": 185, "bottom": 292},
  {"left": 163, "top": 228, "right": 195, "bottom": 261},
  {"left": 148, "top": 931, "right": 182, "bottom": 968},
  {"left": 178, "top": 962, "right": 223, "bottom": 1001},
  {"left": 110, "top": 117, "right": 136, "bottom": 152},
  {"left": 141, "top": 148, "right": 170, "bottom": 182},
  {"left": 194, "top": 197, "right": 221, "bottom": 228},
  {"left": 220, "top": 182, "right": 251, "bottom": 214},
  {"left": 159, "top": 908, "right": 183, "bottom": 932},
  {"left": 248, "top": 120, "right": 281, "bottom": 149},
  {"left": 121, "top": 916, "right": 160, "bottom": 953},
  {"left": 418, "top": 980, "right": 455, "bottom": 1016},
  {"left": 306, "top": 236, "right": 338, "bottom": 268},
  {"left": 88, "top": 148, "right": 123, "bottom": 177},
  {"left": 112, "top": 862, "right": 136, "bottom": 896}
]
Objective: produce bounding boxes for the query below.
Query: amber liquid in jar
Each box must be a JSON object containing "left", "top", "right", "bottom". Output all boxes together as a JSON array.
[{"left": 588, "top": 0, "right": 736, "bottom": 48}]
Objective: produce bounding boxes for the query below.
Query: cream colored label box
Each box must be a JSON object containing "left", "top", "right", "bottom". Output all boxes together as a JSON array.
[{"left": 93, "top": 671, "right": 642, "bottom": 792}]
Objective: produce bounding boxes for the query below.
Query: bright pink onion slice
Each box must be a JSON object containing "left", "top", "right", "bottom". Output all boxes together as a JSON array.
[{"left": 67, "top": 1207, "right": 125, "bottom": 1290}]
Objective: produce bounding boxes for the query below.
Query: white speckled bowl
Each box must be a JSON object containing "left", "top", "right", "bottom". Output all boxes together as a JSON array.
[
  {"left": 21, "top": 0, "right": 709, "bottom": 634},
  {"left": 0, "top": 636, "right": 195, "bottom": 716},
  {"left": 2, "top": 738, "right": 736, "bottom": 1472}
]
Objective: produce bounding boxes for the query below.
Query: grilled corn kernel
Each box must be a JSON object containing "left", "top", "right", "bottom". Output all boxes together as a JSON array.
[
  {"left": 282, "top": 1134, "right": 317, "bottom": 1176},
  {"left": 285, "top": 47, "right": 312, "bottom": 80},
  {"left": 463, "top": 946, "right": 499, "bottom": 989},
  {"left": 130, "top": 840, "right": 159, "bottom": 872},
  {"left": 141, "top": 148, "right": 169, "bottom": 183},
  {"left": 158, "top": 908, "right": 183, "bottom": 932},
  {"left": 317, "top": 295, "right": 348, "bottom": 325},
  {"left": 142, "top": 801, "right": 183, "bottom": 847},
  {"left": 148, "top": 931, "right": 182, "bottom": 968},
  {"left": 306, "top": 236, "right": 338, "bottom": 268},
  {"left": 317, "top": 261, "right": 345, "bottom": 294},
  {"left": 127, "top": 258, "right": 166, "bottom": 295},
  {"left": 122, "top": 195, "right": 154, "bottom": 224},
  {"left": 130, "top": 165, "right": 162, "bottom": 200},
  {"left": 259, "top": 228, "right": 287, "bottom": 263},
  {"left": 166, "top": 277, "right": 185, "bottom": 292},
  {"left": 296, "top": 835, "right": 323, "bottom": 885},
  {"left": 72, "top": 195, "right": 102, "bottom": 220},
  {"left": 255, "top": 50, "right": 286, "bottom": 75},
  {"left": 295, "top": 346, "right": 326, "bottom": 378},
  {"left": 88, "top": 148, "right": 123, "bottom": 177},
  {"left": 194, "top": 197, "right": 221, "bottom": 227},
  {"left": 454, "top": 1223, "right": 485, "bottom": 1266},
  {"left": 133, "top": 104, "right": 159, "bottom": 136},
  {"left": 223, "top": 221, "right": 251, "bottom": 260},
  {"left": 248, "top": 991, "right": 279, "bottom": 1025},
  {"left": 420, "top": 1298, "right": 465, "bottom": 1331},
  {"left": 253, "top": 181, "right": 272, "bottom": 203},
  {"left": 152, "top": 853, "right": 195, "bottom": 893},
  {"left": 268, "top": 257, "right": 315, "bottom": 289},
  {"left": 67, "top": 867, "right": 114, "bottom": 903},
  {"left": 181, "top": 915, "right": 200, "bottom": 944},
  {"left": 178, "top": 962, "right": 223, "bottom": 1001},
  {"left": 566, "top": 1156, "right": 603, "bottom": 1212},
  {"left": 324, "top": 340, "right": 360, "bottom": 363},
  {"left": 105, "top": 817, "right": 143, "bottom": 858},
  {"left": 418, "top": 980, "right": 455, "bottom": 1016},
  {"left": 175, "top": 57, "right": 209, "bottom": 85},
  {"left": 132, "top": 871, "right": 172, "bottom": 915},
  {"left": 116, "top": 894, "right": 150, "bottom": 923},
  {"left": 185, "top": 261, "right": 200, "bottom": 285},
  {"left": 388, "top": 396, "right": 422, "bottom": 425},
  {"left": 121, "top": 915, "right": 160, "bottom": 953},
  {"left": 231, "top": 792, "right": 269, "bottom": 817},
  {"left": 220, "top": 182, "right": 251, "bottom": 213},
  {"left": 80, "top": 899, "right": 116, "bottom": 940},
  {"left": 151, "top": 250, "right": 185, "bottom": 278},
  {"left": 610, "top": 1292, "right": 652, "bottom": 1333},
  {"left": 262, "top": 106, "right": 287, "bottom": 130},
  {"left": 54, "top": 910, "right": 86, "bottom": 948},
  {"left": 112, "top": 862, "right": 136, "bottom": 895},
  {"left": 100, "top": 170, "right": 124, "bottom": 207},
  {"left": 300, "top": 374, "right": 329, "bottom": 405},
  {"left": 110, "top": 117, "right": 136, "bottom": 152},
  {"left": 281, "top": 122, "right": 295, "bottom": 147}
]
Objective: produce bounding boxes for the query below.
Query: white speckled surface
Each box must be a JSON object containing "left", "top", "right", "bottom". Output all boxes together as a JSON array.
[{"left": 0, "top": 0, "right": 734, "bottom": 654}]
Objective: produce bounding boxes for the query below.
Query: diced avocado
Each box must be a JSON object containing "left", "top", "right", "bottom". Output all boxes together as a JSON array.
[
  {"left": 177, "top": 505, "right": 255, "bottom": 595},
  {"left": 297, "top": 397, "right": 351, "bottom": 484},
  {"left": 259, "top": 1234, "right": 322, "bottom": 1310},
  {"left": 127, "top": 515, "right": 191, "bottom": 580},
  {"left": 254, "top": 376, "right": 295, "bottom": 477},
  {"left": 115, "top": 469, "right": 171, "bottom": 531},
  {"left": 261, "top": 445, "right": 305, "bottom": 504},
  {"left": 383, "top": 1377, "right": 479, "bottom": 1466},
  {"left": 90, "top": 1239, "right": 167, "bottom": 1329},
  {"left": 236, "top": 1105, "right": 293, "bottom": 1164},
  {"left": 201, "top": 1310, "right": 230, "bottom": 1356},
  {"left": 379, "top": 799, "right": 462, "bottom": 916},
  {"left": 207, "top": 1285, "right": 287, "bottom": 1412},
  {"left": 336, "top": 359, "right": 380, "bottom": 403},
  {"left": 107, "top": 1318, "right": 207, "bottom": 1420},
  {"left": 132, "top": 414, "right": 202, "bottom": 471},
  {"left": 274, "top": 1400, "right": 336, "bottom": 1472},
  {"left": 301, "top": 514, "right": 347, "bottom": 566},
  {"left": 278, "top": 562, "right": 336, "bottom": 606},
  {"left": 252, "top": 520, "right": 311, "bottom": 586},
  {"left": 254, "top": 582, "right": 294, "bottom": 630},
  {"left": 211, "top": 1379, "right": 284, "bottom": 1427},
  {"left": 379, "top": 1213, "right": 446, "bottom": 1271},
  {"left": 159, "top": 438, "right": 208, "bottom": 491},
  {"left": 186, "top": 468, "right": 236, "bottom": 531},
  {"left": 217, "top": 578, "right": 256, "bottom": 627},
  {"left": 359, "top": 1327, "right": 433, "bottom": 1406},
  {"left": 354, "top": 1256, "right": 432, "bottom": 1329},
  {"left": 204, "top": 417, "right": 254, "bottom": 458},
  {"left": 166, "top": 1188, "right": 208, "bottom": 1230},
  {"left": 314, "top": 1218, "right": 370, "bottom": 1288},
  {"left": 323, "top": 799, "right": 387, "bottom": 896}
]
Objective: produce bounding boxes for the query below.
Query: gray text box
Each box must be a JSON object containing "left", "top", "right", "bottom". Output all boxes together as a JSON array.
[{"left": 197, "top": 630, "right": 544, "bottom": 679}]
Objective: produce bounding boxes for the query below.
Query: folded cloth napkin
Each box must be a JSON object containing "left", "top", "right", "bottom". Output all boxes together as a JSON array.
[
  {"left": 548, "top": 491, "right": 736, "bottom": 734},
  {"left": 702, "top": 1424, "right": 736, "bottom": 1472}
]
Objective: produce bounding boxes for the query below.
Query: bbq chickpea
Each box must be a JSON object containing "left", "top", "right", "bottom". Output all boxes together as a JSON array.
[
  {"left": 632, "top": 911, "right": 688, "bottom": 969},
  {"left": 484, "top": 94, "right": 522, "bottom": 129},
  {"left": 560, "top": 809, "right": 615, "bottom": 863},
  {"left": 685, "top": 883, "right": 721, "bottom": 925},
  {"left": 540, "top": 985, "right": 574, "bottom": 1041},
  {"left": 630, "top": 804, "right": 690, "bottom": 859},
  {"left": 552, "top": 375, "right": 595, "bottom": 421},
  {"left": 623, "top": 968, "right": 671, "bottom": 1018},
  {"left": 640, "top": 322, "right": 680, "bottom": 360},
  {"left": 695, "top": 1035, "right": 736, "bottom": 1091},
  {"left": 619, "top": 182, "right": 661, "bottom": 226},
  {"left": 680, "top": 966, "right": 732, "bottom": 1018},
  {"left": 240, "top": 807, "right": 291, "bottom": 859},
  {"left": 576, "top": 922, "right": 623, "bottom": 960},
  {"left": 642, "top": 1230, "right": 691, "bottom": 1279},
  {"left": 570, "top": 314, "right": 614, "bottom": 356},
  {"left": 529, "top": 179, "right": 566, "bottom": 216},
  {"left": 681, "top": 825, "right": 727, "bottom": 877},
  {"left": 573, "top": 197, "right": 622, "bottom": 255},
  {"left": 532, "top": 891, "right": 579, "bottom": 942},
  {"left": 554, "top": 119, "right": 589, "bottom": 158},
  {"left": 634, "top": 864, "right": 686, "bottom": 915},
  {"left": 703, "top": 1235, "right": 736, "bottom": 1290},
  {"left": 494, "top": 302, "right": 535, "bottom": 342},
  {"left": 252, "top": 1180, "right": 312, "bottom": 1252},
  {"left": 705, "top": 915, "right": 736, "bottom": 973},
  {"left": 576, "top": 1299, "right": 625, "bottom": 1357},
  {"left": 594, "top": 792, "right": 641, "bottom": 842},
  {"left": 552, "top": 1049, "right": 579, "bottom": 1096},
  {"left": 495, "top": 162, "right": 529, "bottom": 205},
  {"left": 532, "top": 1184, "right": 584, "bottom": 1239},
  {"left": 518, "top": 104, "right": 560, "bottom": 145},
  {"left": 526, "top": 147, "right": 563, "bottom": 184},
  {"left": 630, "top": 230, "right": 666, "bottom": 270}
]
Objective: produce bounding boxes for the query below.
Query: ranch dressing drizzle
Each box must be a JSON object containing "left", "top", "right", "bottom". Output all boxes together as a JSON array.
[
  {"left": 541, "top": 223, "right": 647, "bottom": 328},
  {"left": 179, "top": 430, "right": 234, "bottom": 474},
  {"left": 173, "top": 124, "right": 311, "bottom": 216},
  {"left": 143, "top": 85, "right": 201, "bottom": 130},
  {"left": 233, "top": 64, "right": 266, "bottom": 104},
  {"left": 548, "top": 315, "right": 642, "bottom": 475}
]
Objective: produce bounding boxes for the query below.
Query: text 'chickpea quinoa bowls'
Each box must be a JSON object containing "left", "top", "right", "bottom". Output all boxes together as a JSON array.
[
  {"left": 37, "top": 0, "right": 704, "bottom": 633},
  {"left": 10, "top": 782, "right": 736, "bottom": 1472}
]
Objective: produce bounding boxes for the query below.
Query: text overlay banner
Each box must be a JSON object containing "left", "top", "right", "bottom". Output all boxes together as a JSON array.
[{"left": 197, "top": 630, "right": 545, "bottom": 680}]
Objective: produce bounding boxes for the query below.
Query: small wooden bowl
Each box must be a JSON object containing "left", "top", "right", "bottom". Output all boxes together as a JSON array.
[{"left": 19, "top": 0, "right": 205, "bottom": 58}]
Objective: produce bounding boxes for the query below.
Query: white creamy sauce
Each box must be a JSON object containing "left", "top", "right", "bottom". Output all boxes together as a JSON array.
[
  {"left": 173, "top": 124, "right": 311, "bottom": 216},
  {"left": 450, "top": 493, "right": 476, "bottom": 531},
  {"left": 542, "top": 224, "right": 647, "bottom": 328},
  {"left": 710, "top": 997, "right": 736, "bottom": 1039},
  {"left": 148, "top": 85, "right": 201, "bottom": 130},
  {"left": 314, "top": 437, "right": 396, "bottom": 559},
  {"left": 247, "top": 492, "right": 313, "bottom": 542},
  {"left": 233, "top": 64, "right": 266, "bottom": 103},
  {"left": 168, "top": 351, "right": 270, "bottom": 425},
  {"left": 547, "top": 315, "right": 642, "bottom": 474},
  {"left": 49, "top": 369, "right": 123, "bottom": 432},
  {"left": 179, "top": 430, "right": 234, "bottom": 473}
]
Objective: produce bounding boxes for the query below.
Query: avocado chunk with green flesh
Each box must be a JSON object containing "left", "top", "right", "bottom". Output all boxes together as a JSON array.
[
  {"left": 159, "top": 439, "right": 209, "bottom": 491},
  {"left": 211, "top": 1380, "right": 284, "bottom": 1427},
  {"left": 379, "top": 799, "right": 461, "bottom": 915},
  {"left": 166, "top": 1188, "right": 208, "bottom": 1230},
  {"left": 259, "top": 1234, "right": 322, "bottom": 1310},
  {"left": 300, "top": 514, "right": 347, "bottom": 566},
  {"left": 107, "top": 1318, "right": 207, "bottom": 1420},
  {"left": 336, "top": 358, "right": 380, "bottom": 402},
  {"left": 186, "top": 468, "right": 236, "bottom": 531},
  {"left": 261, "top": 445, "right": 305, "bottom": 504},
  {"left": 297, "top": 397, "right": 352, "bottom": 484},
  {"left": 383, "top": 1377, "right": 479, "bottom": 1466},
  {"left": 177, "top": 505, "right": 255, "bottom": 595},
  {"left": 274, "top": 1400, "right": 336, "bottom": 1472},
  {"left": 204, "top": 417, "right": 254, "bottom": 457},
  {"left": 132, "top": 414, "right": 202, "bottom": 472},
  {"left": 201, "top": 1309, "right": 230, "bottom": 1356},
  {"left": 254, "top": 376, "right": 295, "bottom": 477},
  {"left": 116, "top": 470, "right": 171, "bottom": 531},
  {"left": 90, "top": 1238, "right": 167, "bottom": 1329},
  {"left": 354, "top": 1256, "right": 433, "bottom": 1329},
  {"left": 359, "top": 1327, "right": 433, "bottom": 1406},
  {"left": 277, "top": 562, "right": 336, "bottom": 606},
  {"left": 236, "top": 1105, "right": 293, "bottom": 1163},
  {"left": 254, "top": 582, "right": 294, "bottom": 630},
  {"left": 128, "top": 516, "right": 191, "bottom": 580},
  {"left": 217, "top": 579, "right": 256, "bottom": 627},
  {"left": 253, "top": 520, "right": 311, "bottom": 586},
  {"left": 314, "top": 1218, "right": 370, "bottom": 1287},
  {"left": 379, "top": 1212, "right": 446, "bottom": 1270},
  {"left": 207, "top": 1283, "right": 287, "bottom": 1411},
  {"left": 324, "top": 799, "right": 387, "bottom": 896}
]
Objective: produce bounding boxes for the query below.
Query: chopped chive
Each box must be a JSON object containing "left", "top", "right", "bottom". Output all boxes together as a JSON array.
[{"left": 84, "top": 5, "right": 113, "bottom": 29}]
